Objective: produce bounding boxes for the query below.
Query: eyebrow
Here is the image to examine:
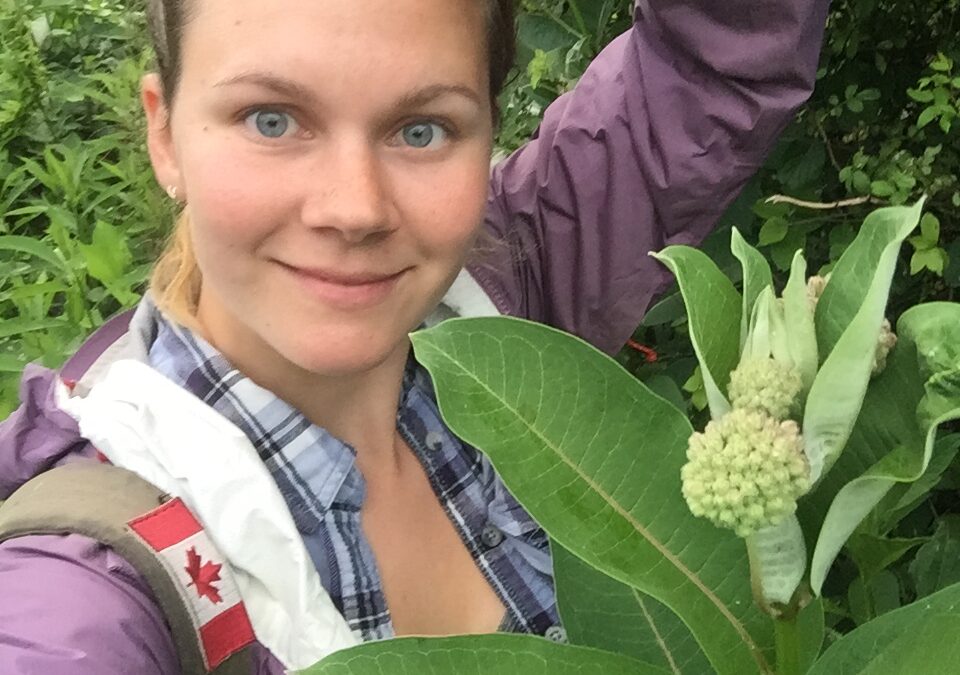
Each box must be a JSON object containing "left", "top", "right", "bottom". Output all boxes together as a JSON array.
[{"left": 213, "top": 72, "right": 483, "bottom": 111}]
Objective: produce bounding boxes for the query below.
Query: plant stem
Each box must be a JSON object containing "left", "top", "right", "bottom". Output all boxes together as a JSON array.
[
  {"left": 567, "top": 0, "right": 589, "bottom": 36},
  {"left": 774, "top": 616, "right": 802, "bottom": 675}
]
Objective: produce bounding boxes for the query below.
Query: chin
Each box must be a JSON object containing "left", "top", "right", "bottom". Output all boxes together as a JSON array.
[{"left": 283, "top": 328, "right": 408, "bottom": 378}]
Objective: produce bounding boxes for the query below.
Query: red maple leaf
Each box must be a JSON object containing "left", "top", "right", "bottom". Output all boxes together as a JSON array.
[{"left": 184, "top": 546, "right": 223, "bottom": 604}]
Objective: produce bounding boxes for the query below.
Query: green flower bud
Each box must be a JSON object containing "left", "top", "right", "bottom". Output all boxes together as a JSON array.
[
  {"left": 806, "top": 273, "right": 830, "bottom": 310},
  {"left": 873, "top": 318, "right": 898, "bottom": 375},
  {"left": 728, "top": 357, "right": 803, "bottom": 420},
  {"left": 681, "top": 409, "right": 810, "bottom": 538}
]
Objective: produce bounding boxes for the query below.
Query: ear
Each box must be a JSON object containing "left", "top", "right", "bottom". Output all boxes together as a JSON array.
[{"left": 141, "top": 73, "right": 183, "bottom": 200}]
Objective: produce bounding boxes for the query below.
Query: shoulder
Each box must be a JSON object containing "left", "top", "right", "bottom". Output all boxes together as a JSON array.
[
  {"left": 0, "top": 533, "right": 179, "bottom": 674},
  {"left": 1, "top": 305, "right": 144, "bottom": 499},
  {"left": 0, "top": 363, "right": 96, "bottom": 500}
]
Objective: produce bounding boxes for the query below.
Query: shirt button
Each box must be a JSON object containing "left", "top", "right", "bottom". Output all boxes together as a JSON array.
[
  {"left": 480, "top": 523, "right": 504, "bottom": 548},
  {"left": 545, "top": 625, "right": 567, "bottom": 643},
  {"left": 425, "top": 431, "right": 444, "bottom": 451}
]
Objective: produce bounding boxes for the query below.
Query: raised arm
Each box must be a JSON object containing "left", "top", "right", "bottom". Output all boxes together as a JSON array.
[{"left": 470, "top": 0, "right": 831, "bottom": 354}]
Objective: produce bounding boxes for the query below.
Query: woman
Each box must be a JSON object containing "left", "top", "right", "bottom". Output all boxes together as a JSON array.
[{"left": 0, "top": 0, "right": 831, "bottom": 672}]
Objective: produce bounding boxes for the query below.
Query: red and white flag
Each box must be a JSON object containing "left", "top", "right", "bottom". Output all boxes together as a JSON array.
[{"left": 129, "top": 497, "right": 256, "bottom": 670}]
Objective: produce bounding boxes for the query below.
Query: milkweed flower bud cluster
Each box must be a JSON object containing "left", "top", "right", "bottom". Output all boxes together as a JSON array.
[
  {"left": 682, "top": 355, "right": 810, "bottom": 536},
  {"left": 681, "top": 265, "right": 900, "bottom": 537},
  {"left": 728, "top": 357, "right": 803, "bottom": 420},
  {"left": 681, "top": 409, "right": 809, "bottom": 537}
]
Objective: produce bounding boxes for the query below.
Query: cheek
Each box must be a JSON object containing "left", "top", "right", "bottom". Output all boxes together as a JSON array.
[
  {"left": 398, "top": 157, "right": 490, "bottom": 258},
  {"left": 178, "top": 137, "right": 293, "bottom": 253}
]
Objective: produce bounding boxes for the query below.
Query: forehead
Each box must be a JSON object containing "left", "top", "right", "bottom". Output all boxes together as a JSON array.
[{"left": 179, "top": 0, "right": 489, "bottom": 92}]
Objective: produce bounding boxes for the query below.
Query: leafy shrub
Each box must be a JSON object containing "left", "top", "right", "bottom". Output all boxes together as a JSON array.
[
  {"left": 0, "top": 0, "right": 172, "bottom": 415},
  {"left": 499, "top": 1, "right": 960, "bottom": 298}
]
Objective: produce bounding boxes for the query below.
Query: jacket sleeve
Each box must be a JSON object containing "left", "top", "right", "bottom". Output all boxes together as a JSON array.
[
  {"left": 0, "top": 365, "right": 97, "bottom": 500},
  {"left": 469, "top": 0, "right": 831, "bottom": 354},
  {"left": 0, "top": 534, "right": 180, "bottom": 674}
]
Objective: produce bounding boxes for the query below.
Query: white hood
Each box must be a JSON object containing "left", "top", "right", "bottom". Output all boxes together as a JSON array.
[{"left": 58, "top": 360, "right": 359, "bottom": 670}]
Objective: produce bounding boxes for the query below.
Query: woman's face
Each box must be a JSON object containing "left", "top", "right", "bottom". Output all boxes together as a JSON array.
[{"left": 143, "top": 0, "right": 493, "bottom": 377}]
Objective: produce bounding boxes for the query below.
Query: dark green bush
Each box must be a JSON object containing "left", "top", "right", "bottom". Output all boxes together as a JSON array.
[{"left": 0, "top": 0, "right": 172, "bottom": 414}]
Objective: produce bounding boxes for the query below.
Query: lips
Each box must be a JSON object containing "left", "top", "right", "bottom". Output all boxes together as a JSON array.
[
  {"left": 284, "top": 264, "right": 404, "bottom": 286},
  {"left": 276, "top": 261, "right": 408, "bottom": 309}
]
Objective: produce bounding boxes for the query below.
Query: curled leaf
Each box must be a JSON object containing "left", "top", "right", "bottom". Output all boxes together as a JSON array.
[
  {"left": 651, "top": 248, "right": 740, "bottom": 419},
  {"left": 731, "top": 228, "right": 773, "bottom": 353},
  {"left": 804, "top": 200, "right": 925, "bottom": 482},
  {"left": 782, "top": 252, "right": 818, "bottom": 394},
  {"left": 746, "top": 515, "right": 807, "bottom": 609}
]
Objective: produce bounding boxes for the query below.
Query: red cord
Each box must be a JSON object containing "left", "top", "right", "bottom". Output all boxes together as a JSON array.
[{"left": 625, "top": 339, "right": 659, "bottom": 363}]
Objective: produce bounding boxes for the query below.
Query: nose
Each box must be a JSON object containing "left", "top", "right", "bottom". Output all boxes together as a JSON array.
[{"left": 300, "top": 137, "right": 393, "bottom": 244}]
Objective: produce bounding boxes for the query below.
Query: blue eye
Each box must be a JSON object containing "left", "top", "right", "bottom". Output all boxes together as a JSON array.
[
  {"left": 400, "top": 122, "right": 447, "bottom": 149},
  {"left": 245, "top": 110, "right": 298, "bottom": 138}
]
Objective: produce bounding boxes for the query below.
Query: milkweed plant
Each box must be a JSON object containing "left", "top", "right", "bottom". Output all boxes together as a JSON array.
[{"left": 302, "top": 200, "right": 960, "bottom": 675}]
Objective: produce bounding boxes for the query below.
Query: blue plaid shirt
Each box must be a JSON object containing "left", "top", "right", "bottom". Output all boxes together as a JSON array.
[{"left": 147, "top": 314, "right": 562, "bottom": 641}]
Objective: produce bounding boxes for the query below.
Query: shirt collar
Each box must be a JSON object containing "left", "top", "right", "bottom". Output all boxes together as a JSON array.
[{"left": 147, "top": 312, "right": 363, "bottom": 523}]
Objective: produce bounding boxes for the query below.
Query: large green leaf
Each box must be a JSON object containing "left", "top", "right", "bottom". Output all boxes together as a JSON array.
[
  {"left": 411, "top": 317, "right": 773, "bottom": 675},
  {"left": 575, "top": 0, "right": 618, "bottom": 39},
  {"left": 299, "top": 635, "right": 665, "bottom": 674},
  {"left": 0, "top": 355, "right": 27, "bottom": 373},
  {"left": 803, "top": 200, "right": 925, "bottom": 482},
  {"left": 651, "top": 247, "right": 741, "bottom": 419},
  {"left": 808, "top": 302, "right": 960, "bottom": 594},
  {"left": 808, "top": 582, "right": 960, "bottom": 674},
  {"left": 554, "top": 544, "right": 711, "bottom": 674}
]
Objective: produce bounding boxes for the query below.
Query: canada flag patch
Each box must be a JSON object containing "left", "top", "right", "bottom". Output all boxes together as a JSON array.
[{"left": 128, "top": 498, "right": 256, "bottom": 670}]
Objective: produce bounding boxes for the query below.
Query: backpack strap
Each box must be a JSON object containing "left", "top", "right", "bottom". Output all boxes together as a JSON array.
[
  {"left": 60, "top": 308, "right": 135, "bottom": 383},
  {"left": 0, "top": 462, "right": 255, "bottom": 675}
]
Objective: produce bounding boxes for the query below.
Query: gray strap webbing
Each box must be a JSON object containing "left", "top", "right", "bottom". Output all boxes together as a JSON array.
[{"left": 0, "top": 463, "right": 251, "bottom": 675}]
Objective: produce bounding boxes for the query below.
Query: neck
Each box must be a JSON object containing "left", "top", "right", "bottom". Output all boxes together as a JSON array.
[{"left": 277, "top": 341, "right": 410, "bottom": 476}]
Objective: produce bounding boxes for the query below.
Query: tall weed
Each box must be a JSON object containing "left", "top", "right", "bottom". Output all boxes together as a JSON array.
[{"left": 0, "top": 0, "right": 172, "bottom": 416}]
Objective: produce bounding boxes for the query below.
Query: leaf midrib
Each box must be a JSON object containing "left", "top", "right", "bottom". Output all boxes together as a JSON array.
[{"left": 634, "top": 589, "right": 682, "bottom": 675}]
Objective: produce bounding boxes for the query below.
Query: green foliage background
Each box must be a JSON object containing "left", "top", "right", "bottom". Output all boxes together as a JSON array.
[{"left": 1, "top": 0, "right": 958, "bottom": 656}]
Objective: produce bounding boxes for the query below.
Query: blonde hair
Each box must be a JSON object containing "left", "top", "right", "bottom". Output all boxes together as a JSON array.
[{"left": 149, "top": 210, "right": 203, "bottom": 331}]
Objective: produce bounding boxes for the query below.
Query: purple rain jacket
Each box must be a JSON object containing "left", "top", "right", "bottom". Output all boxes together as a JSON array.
[{"left": 0, "top": 1, "right": 831, "bottom": 672}]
